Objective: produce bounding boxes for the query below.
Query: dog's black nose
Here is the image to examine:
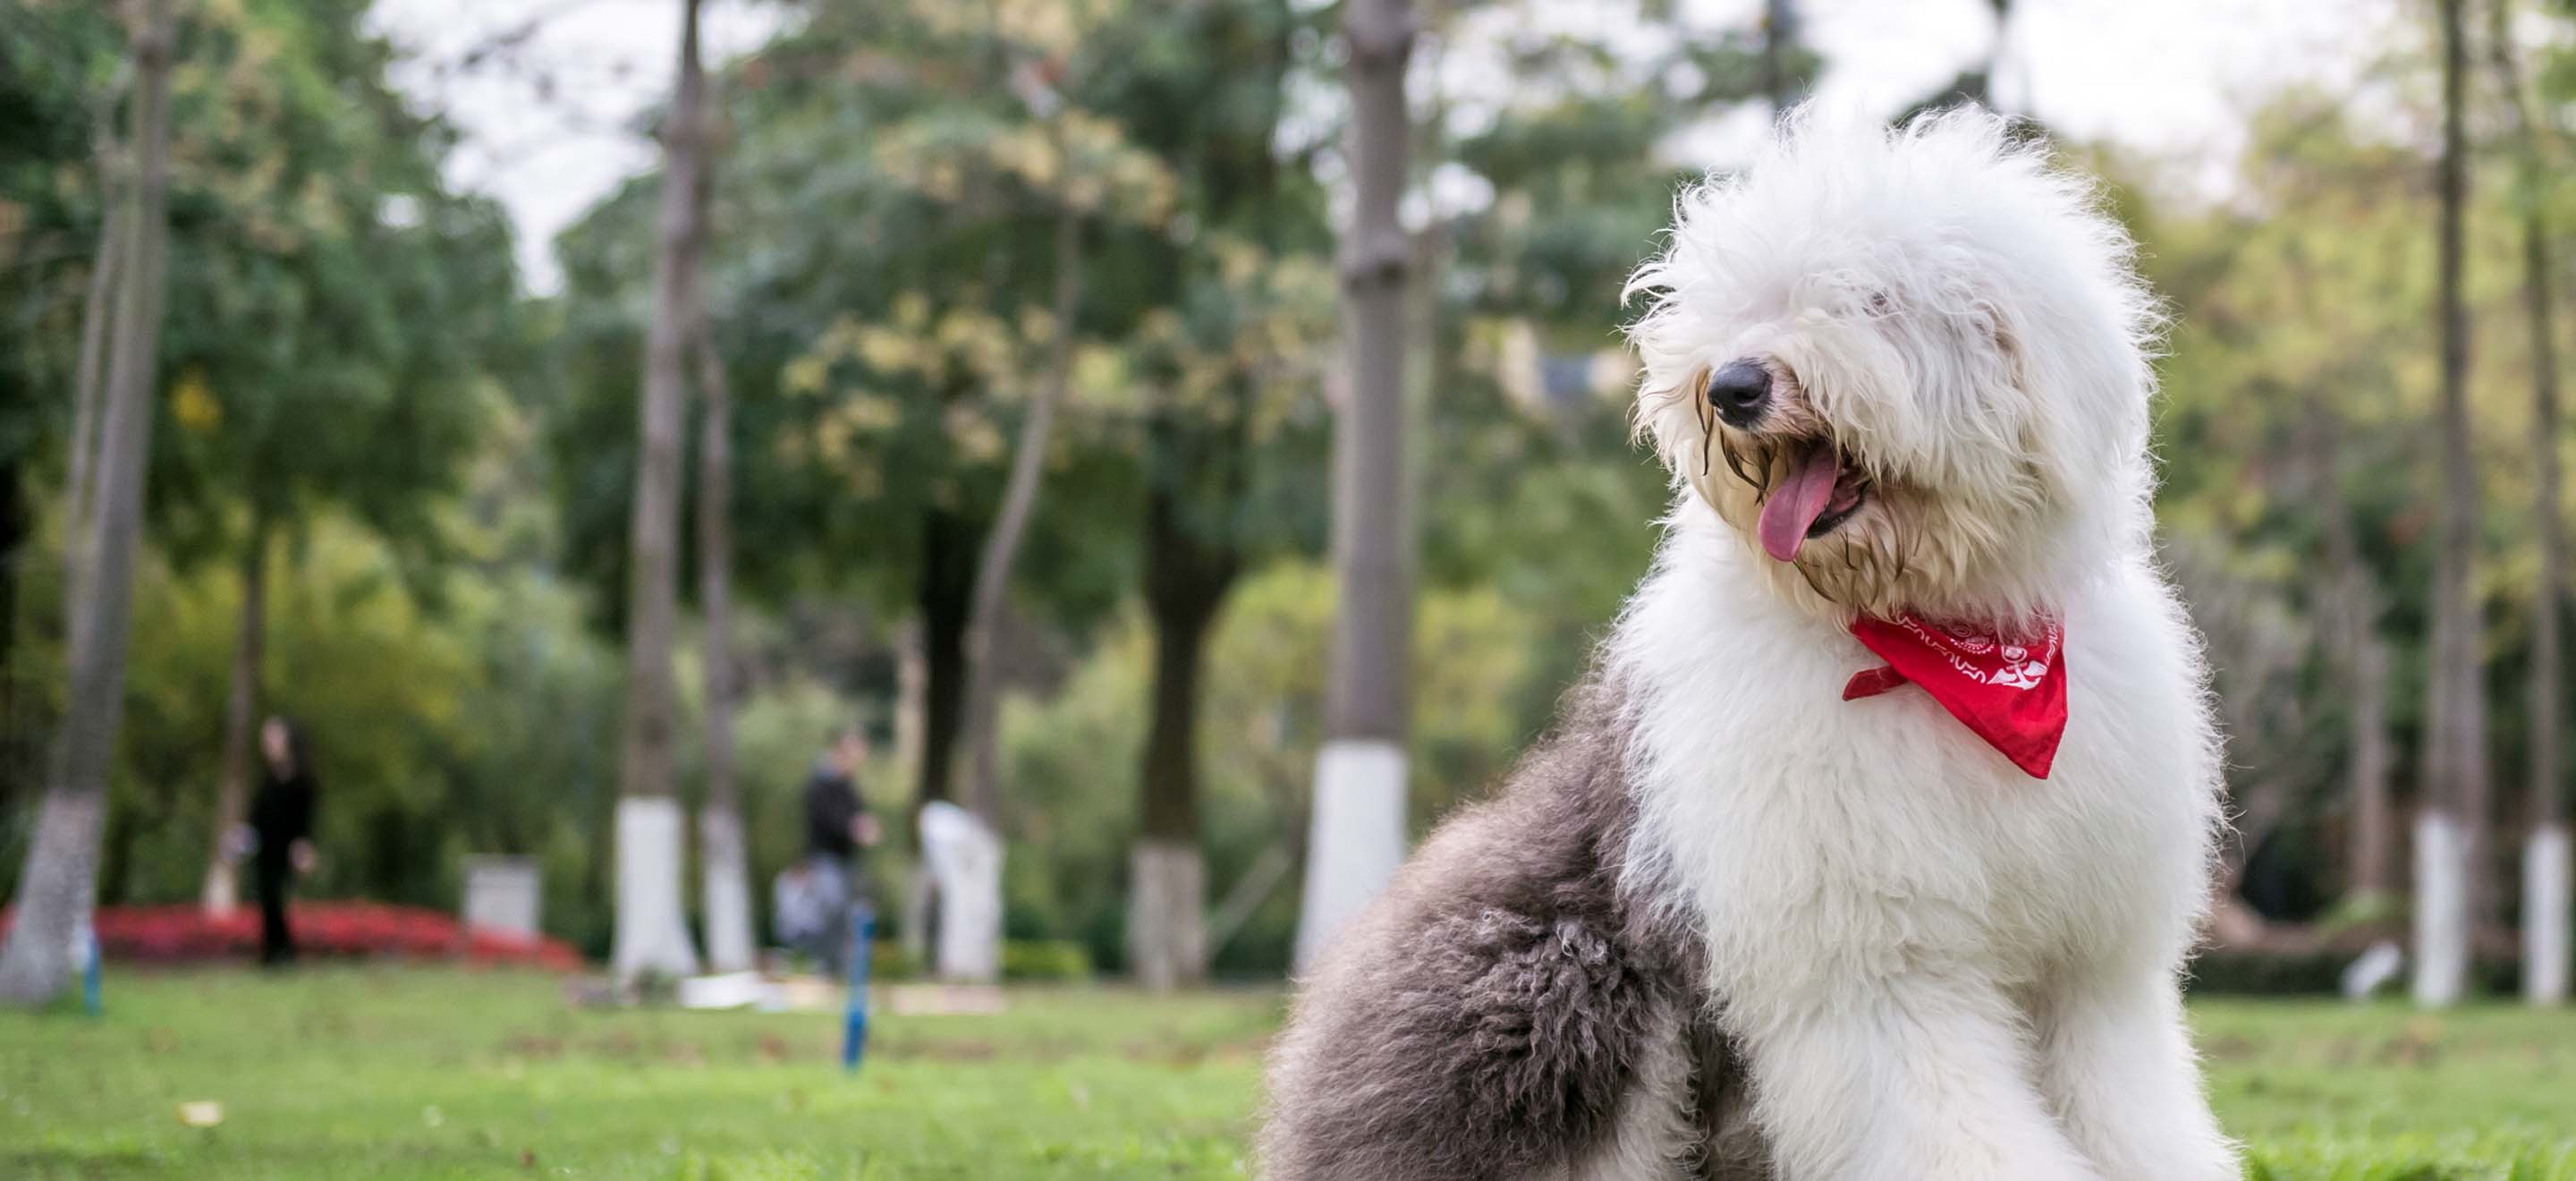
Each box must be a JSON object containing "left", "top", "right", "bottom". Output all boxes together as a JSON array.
[{"left": 1706, "top": 360, "right": 1771, "bottom": 427}]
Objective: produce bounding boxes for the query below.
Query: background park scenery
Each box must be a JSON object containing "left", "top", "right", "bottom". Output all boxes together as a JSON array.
[{"left": 4, "top": 0, "right": 2576, "bottom": 1177}]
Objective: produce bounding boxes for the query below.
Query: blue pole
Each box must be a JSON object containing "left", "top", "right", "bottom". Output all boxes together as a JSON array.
[
  {"left": 80, "top": 928, "right": 102, "bottom": 1017},
  {"left": 841, "top": 900, "right": 874, "bottom": 1071}
]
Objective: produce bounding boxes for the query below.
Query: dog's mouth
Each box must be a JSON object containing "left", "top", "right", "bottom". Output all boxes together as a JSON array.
[{"left": 1751, "top": 438, "right": 1869, "bottom": 563}]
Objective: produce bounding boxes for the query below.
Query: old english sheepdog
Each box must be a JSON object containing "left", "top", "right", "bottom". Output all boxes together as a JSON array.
[{"left": 1259, "top": 109, "right": 2235, "bottom": 1181}]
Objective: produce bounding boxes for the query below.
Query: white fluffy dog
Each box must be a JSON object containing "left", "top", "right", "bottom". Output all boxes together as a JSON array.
[{"left": 1260, "top": 109, "right": 2234, "bottom": 1180}]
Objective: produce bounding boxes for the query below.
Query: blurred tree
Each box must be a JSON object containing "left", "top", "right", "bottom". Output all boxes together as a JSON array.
[
  {"left": 554, "top": 0, "right": 1170, "bottom": 977},
  {"left": 2489, "top": 0, "right": 2569, "bottom": 1006},
  {"left": 1761, "top": 0, "right": 1801, "bottom": 113},
  {"left": 611, "top": 0, "right": 711, "bottom": 982},
  {"left": 0, "top": 0, "right": 173, "bottom": 1005},
  {"left": 0, "top": 0, "right": 126, "bottom": 803},
  {"left": 135, "top": 0, "right": 524, "bottom": 916},
  {"left": 694, "top": 307, "right": 752, "bottom": 971},
  {"left": 2318, "top": 409, "right": 2398, "bottom": 916},
  {"left": 1074, "top": 0, "right": 1335, "bottom": 990},
  {"left": 1005, "top": 563, "right": 1536, "bottom": 975},
  {"left": 1294, "top": 0, "right": 1417, "bottom": 973},
  {"left": 1399, "top": 0, "right": 1815, "bottom": 794},
  {"left": 2418, "top": 0, "right": 2482, "bottom": 1009}
]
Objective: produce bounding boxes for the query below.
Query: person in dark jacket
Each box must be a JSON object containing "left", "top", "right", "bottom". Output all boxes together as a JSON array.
[
  {"left": 247, "top": 716, "right": 318, "bottom": 965},
  {"left": 798, "top": 727, "right": 878, "bottom": 972}
]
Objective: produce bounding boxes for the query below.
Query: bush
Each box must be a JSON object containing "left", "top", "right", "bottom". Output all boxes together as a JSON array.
[
  {"left": 0, "top": 902, "right": 583, "bottom": 971},
  {"left": 2185, "top": 947, "right": 2522, "bottom": 996},
  {"left": 1001, "top": 939, "right": 1093, "bottom": 982}
]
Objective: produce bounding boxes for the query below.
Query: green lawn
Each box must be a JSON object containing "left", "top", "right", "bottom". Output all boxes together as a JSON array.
[{"left": 2, "top": 968, "right": 2571, "bottom": 1178}]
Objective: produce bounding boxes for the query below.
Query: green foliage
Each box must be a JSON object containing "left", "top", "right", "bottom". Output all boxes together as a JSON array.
[
  {"left": 998, "top": 939, "right": 1093, "bottom": 982},
  {"left": 0, "top": 0, "right": 521, "bottom": 562},
  {"left": 2121, "top": 79, "right": 2576, "bottom": 903},
  {"left": 1002, "top": 562, "right": 1546, "bottom": 974}
]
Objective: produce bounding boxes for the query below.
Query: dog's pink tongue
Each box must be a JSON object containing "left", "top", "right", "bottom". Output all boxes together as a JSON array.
[{"left": 1757, "top": 446, "right": 1841, "bottom": 563}]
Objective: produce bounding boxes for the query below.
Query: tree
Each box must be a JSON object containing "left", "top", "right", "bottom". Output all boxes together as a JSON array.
[
  {"left": 0, "top": 0, "right": 129, "bottom": 822},
  {"left": 1294, "top": 0, "right": 1418, "bottom": 971},
  {"left": 2491, "top": 0, "right": 2569, "bottom": 1006},
  {"left": 1760, "top": 0, "right": 1801, "bottom": 114},
  {"left": 2417, "top": 0, "right": 2482, "bottom": 1008},
  {"left": 0, "top": 0, "right": 174, "bottom": 1004},
  {"left": 60, "top": 61, "right": 128, "bottom": 620},
  {"left": 1033, "top": 0, "right": 1330, "bottom": 990},
  {"left": 957, "top": 153, "right": 1083, "bottom": 826},
  {"left": 160, "top": 0, "right": 510, "bottom": 915},
  {"left": 2319, "top": 411, "right": 2396, "bottom": 914},
  {"left": 611, "top": 0, "right": 711, "bottom": 981},
  {"left": 694, "top": 310, "right": 753, "bottom": 973}
]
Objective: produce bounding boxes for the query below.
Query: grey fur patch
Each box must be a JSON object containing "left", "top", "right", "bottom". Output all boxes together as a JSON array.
[{"left": 1259, "top": 678, "right": 1771, "bottom": 1180}]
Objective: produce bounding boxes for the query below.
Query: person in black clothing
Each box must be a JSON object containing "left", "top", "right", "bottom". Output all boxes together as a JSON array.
[
  {"left": 798, "top": 728, "right": 877, "bottom": 972},
  {"left": 247, "top": 716, "right": 318, "bottom": 966}
]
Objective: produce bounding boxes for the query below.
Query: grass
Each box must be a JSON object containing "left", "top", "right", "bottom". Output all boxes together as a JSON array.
[{"left": 1, "top": 967, "right": 2571, "bottom": 1178}]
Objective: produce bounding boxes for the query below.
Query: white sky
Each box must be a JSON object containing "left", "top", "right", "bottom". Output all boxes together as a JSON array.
[{"left": 368, "top": 0, "right": 2404, "bottom": 296}]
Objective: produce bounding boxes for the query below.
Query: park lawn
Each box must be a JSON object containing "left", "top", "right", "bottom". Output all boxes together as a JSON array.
[{"left": 0, "top": 968, "right": 2568, "bottom": 1179}]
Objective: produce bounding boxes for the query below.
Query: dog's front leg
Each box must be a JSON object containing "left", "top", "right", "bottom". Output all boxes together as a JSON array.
[
  {"left": 2031, "top": 964, "right": 2237, "bottom": 1181},
  {"left": 1733, "top": 973, "right": 2099, "bottom": 1181}
]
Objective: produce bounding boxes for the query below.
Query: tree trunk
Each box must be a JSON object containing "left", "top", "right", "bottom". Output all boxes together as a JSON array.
[
  {"left": 904, "top": 509, "right": 977, "bottom": 976},
  {"left": 0, "top": 0, "right": 174, "bottom": 1005},
  {"left": 199, "top": 516, "right": 267, "bottom": 916},
  {"left": 1295, "top": 0, "right": 1417, "bottom": 973},
  {"left": 914, "top": 508, "right": 976, "bottom": 811},
  {"left": 2316, "top": 412, "right": 2396, "bottom": 908},
  {"left": 1760, "top": 0, "right": 1800, "bottom": 113},
  {"left": 2416, "top": 0, "right": 2481, "bottom": 1008},
  {"left": 2491, "top": 0, "right": 2569, "bottom": 1004},
  {"left": 61, "top": 65, "right": 129, "bottom": 623},
  {"left": 0, "top": 472, "right": 22, "bottom": 800},
  {"left": 64, "top": 191, "right": 120, "bottom": 573},
  {"left": 693, "top": 319, "right": 753, "bottom": 973},
  {"left": 958, "top": 205, "right": 1082, "bottom": 823},
  {"left": 1128, "top": 472, "right": 1237, "bottom": 990},
  {"left": 2339, "top": 578, "right": 2396, "bottom": 906},
  {"left": 611, "top": 0, "right": 709, "bottom": 981}
]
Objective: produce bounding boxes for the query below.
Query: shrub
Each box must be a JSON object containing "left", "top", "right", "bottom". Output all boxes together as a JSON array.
[{"left": 0, "top": 902, "right": 583, "bottom": 971}]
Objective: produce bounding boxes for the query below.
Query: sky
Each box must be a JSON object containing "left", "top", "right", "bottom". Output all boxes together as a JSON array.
[{"left": 367, "top": 0, "right": 2406, "bottom": 296}]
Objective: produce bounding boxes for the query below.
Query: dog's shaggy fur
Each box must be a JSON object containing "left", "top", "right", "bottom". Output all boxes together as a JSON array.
[{"left": 1259, "top": 110, "right": 2234, "bottom": 1180}]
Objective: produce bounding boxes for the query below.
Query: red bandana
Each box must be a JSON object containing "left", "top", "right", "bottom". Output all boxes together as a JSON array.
[{"left": 1842, "top": 615, "right": 2067, "bottom": 779}]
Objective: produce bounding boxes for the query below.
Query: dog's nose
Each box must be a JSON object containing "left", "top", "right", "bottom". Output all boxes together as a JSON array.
[{"left": 1706, "top": 360, "right": 1771, "bottom": 427}]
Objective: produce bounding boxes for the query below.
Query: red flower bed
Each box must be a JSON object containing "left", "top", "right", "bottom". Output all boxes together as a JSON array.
[{"left": 0, "top": 902, "right": 583, "bottom": 971}]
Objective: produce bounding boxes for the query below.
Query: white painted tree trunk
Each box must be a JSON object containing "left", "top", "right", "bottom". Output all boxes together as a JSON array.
[
  {"left": 0, "top": 0, "right": 174, "bottom": 1006},
  {"left": 693, "top": 311, "right": 749, "bottom": 973},
  {"left": 612, "top": 797, "right": 701, "bottom": 979},
  {"left": 698, "top": 806, "right": 754, "bottom": 973},
  {"left": 2526, "top": 823, "right": 2570, "bottom": 1005},
  {"left": 2490, "top": 4, "right": 2569, "bottom": 1011},
  {"left": 1293, "top": 739, "right": 1408, "bottom": 969},
  {"left": 1126, "top": 839, "right": 1207, "bottom": 991},
  {"left": 2413, "top": 810, "right": 2470, "bottom": 1007},
  {"left": 2416, "top": 0, "right": 2487, "bottom": 1008},
  {"left": 919, "top": 801, "right": 1001, "bottom": 982},
  {"left": 607, "top": 0, "right": 708, "bottom": 983},
  {"left": 1292, "top": 0, "right": 1417, "bottom": 977}
]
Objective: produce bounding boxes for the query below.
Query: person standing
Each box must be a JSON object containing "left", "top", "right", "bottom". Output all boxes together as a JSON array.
[
  {"left": 246, "top": 717, "right": 318, "bottom": 965},
  {"left": 800, "top": 727, "right": 878, "bottom": 972}
]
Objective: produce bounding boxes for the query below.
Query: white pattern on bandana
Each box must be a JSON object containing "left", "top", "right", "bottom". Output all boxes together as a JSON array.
[{"left": 1896, "top": 618, "right": 2060, "bottom": 692}]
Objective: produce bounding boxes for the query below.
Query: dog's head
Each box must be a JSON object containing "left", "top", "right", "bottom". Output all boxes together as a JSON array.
[{"left": 1625, "top": 108, "right": 2160, "bottom": 625}]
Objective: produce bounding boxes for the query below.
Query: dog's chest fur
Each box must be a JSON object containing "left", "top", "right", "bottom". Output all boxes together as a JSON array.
[{"left": 1615, "top": 529, "right": 2222, "bottom": 1010}]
